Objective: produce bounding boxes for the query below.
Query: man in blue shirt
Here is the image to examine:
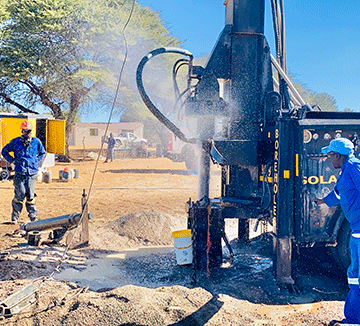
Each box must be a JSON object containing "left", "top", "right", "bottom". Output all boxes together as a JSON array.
[
  {"left": 315, "top": 138, "right": 360, "bottom": 326},
  {"left": 1, "top": 121, "right": 46, "bottom": 224},
  {"left": 104, "top": 133, "right": 116, "bottom": 163}
]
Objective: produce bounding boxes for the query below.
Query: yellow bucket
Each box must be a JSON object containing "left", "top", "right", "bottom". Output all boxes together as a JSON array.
[{"left": 171, "top": 229, "right": 193, "bottom": 265}]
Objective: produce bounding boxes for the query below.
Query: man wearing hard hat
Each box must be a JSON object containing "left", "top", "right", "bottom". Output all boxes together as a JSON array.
[
  {"left": 315, "top": 138, "right": 360, "bottom": 326},
  {"left": 1, "top": 121, "right": 46, "bottom": 224}
]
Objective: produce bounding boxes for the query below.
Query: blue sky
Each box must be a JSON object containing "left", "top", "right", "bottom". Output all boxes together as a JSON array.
[{"left": 137, "top": 0, "right": 360, "bottom": 112}]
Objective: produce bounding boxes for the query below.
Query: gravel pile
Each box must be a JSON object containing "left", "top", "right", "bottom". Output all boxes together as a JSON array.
[{"left": 108, "top": 210, "right": 186, "bottom": 246}]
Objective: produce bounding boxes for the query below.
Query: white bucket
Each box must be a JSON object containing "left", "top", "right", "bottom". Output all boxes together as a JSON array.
[{"left": 171, "top": 229, "right": 193, "bottom": 265}]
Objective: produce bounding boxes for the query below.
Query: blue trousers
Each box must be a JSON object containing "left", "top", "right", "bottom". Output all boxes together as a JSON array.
[
  {"left": 344, "top": 236, "right": 360, "bottom": 324},
  {"left": 105, "top": 147, "right": 114, "bottom": 162},
  {"left": 12, "top": 173, "right": 37, "bottom": 222}
]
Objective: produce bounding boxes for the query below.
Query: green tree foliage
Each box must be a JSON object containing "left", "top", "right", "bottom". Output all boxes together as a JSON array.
[
  {"left": 289, "top": 79, "right": 338, "bottom": 112},
  {"left": 0, "top": 0, "right": 182, "bottom": 145}
]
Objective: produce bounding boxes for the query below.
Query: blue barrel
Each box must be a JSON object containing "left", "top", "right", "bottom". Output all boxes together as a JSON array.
[{"left": 62, "top": 170, "right": 70, "bottom": 182}]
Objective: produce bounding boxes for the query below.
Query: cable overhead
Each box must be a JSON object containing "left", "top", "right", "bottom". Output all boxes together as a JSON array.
[
  {"left": 87, "top": 0, "right": 136, "bottom": 202},
  {"left": 21, "top": 0, "right": 138, "bottom": 296}
]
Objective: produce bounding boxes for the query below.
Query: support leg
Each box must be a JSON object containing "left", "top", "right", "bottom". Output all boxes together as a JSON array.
[{"left": 273, "top": 237, "right": 294, "bottom": 285}]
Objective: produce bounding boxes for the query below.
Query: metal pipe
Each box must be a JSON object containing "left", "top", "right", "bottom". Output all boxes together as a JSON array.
[
  {"left": 273, "top": 77, "right": 301, "bottom": 107},
  {"left": 271, "top": 54, "right": 306, "bottom": 106},
  {"left": 20, "top": 213, "right": 82, "bottom": 232},
  {"left": 198, "top": 143, "right": 211, "bottom": 199}
]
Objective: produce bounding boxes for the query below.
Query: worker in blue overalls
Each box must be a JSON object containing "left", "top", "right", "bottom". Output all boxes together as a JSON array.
[
  {"left": 1, "top": 121, "right": 46, "bottom": 224},
  {"left": 315, "top": 138, "right": 360, "bottom": 326}
]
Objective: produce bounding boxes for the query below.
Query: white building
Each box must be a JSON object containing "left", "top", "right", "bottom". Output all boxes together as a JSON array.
[{"left": 68, "top": 122, "right": 144, "bottom": 147}]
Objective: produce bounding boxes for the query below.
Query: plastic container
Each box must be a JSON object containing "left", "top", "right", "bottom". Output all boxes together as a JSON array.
[
  {"left": 74, "top": 169, "right": 79, "bottom": 179},
  {"left": 171, "top": 229, "right": 193, "bottom": 265},
  {"left": 43, "top": 171, "right": 52, "bottom": 183},
  {"left": 61, "top": 170, "right": 70, "bottom": 182},
  {"left": 61, "top": 167, "right": 72, "bottom": 182}
]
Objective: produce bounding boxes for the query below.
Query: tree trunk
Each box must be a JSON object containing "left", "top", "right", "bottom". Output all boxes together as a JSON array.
[{"left": 22, "top": 80, "right": 65, "bottom": 119}]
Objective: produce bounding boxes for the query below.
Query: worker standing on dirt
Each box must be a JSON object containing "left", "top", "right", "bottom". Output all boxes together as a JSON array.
[
  {"left": 1, "top": 121, "right": 46, "bottom": 224},
  {"left": 315, "top": 138, "right": 360, "bottom": 326},
  {"left": 104, "top": 133, "right": 116, "bottom": 163}
]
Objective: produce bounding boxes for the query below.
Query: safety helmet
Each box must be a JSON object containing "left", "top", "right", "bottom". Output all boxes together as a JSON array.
[{"left": 20, "top": 121, "right": 33, "bottom": 130}]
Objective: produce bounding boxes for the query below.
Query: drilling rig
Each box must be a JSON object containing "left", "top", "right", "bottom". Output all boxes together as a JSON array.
[{"left": 136, "top": 0, "right": 360, "bottom": 285}]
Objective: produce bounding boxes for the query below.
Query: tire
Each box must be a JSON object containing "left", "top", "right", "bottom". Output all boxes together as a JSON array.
[
  {"left": 330, "top": 218, "right": 351, "bottom": 272},
  {"left": 140, "top": 141, "right": 147, "bottom": 149},
  {"left": 115, "top": 139, "right": 122, "bottom": 148},
  {"left": 0, "top": 169, "right": 9, "bottom": 181}
]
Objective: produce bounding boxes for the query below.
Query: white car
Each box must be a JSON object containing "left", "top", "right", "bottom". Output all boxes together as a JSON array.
[{"left": 105, "top": 132, "right": 147, "bottom": 149}]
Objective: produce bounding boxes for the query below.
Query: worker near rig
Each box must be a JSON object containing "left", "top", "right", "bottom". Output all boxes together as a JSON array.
[
  {"left": 1, "top": 121, "right": 46, "bottom": 224},
  {"left": 315, "top": 138, "right": 360, "bottom": 326}
]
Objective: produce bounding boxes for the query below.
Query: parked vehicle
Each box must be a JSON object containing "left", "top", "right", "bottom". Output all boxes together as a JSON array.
[
  {"left": 104, "top": 132, "right": 147, "bottom": 149},
  {"left": 164, "top": 133, "right": 198, "bottom": 171}
]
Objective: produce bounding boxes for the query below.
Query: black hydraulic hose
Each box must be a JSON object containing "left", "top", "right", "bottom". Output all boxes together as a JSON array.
[
  {"left": 279, "top": 0, "right": 287, "bottom": 71},
  {"left": 136, "top": 47, "right": 197, "bottom": 144},
  {"left": 176, "top": 86, "right": 193, "bottom": 120},
  {"left": 172, "top": 58, "right": 189, "bottom": 99},
  {"left": 175, "top": 62, "right": 191, "bottom": 98},
  {"left": 271, "top": 0, "right": 293, "bottom": 112},
  {"left": 271, "top": 0, "right": 280, "bottom": 60},
  {"left": 260, "top": 160, "right": 274, "bottom": 211}
]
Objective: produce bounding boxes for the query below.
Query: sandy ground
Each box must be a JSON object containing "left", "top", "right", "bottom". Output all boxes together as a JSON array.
[{"left": 0, "top": 153, "right": 348, "bottom": 325}]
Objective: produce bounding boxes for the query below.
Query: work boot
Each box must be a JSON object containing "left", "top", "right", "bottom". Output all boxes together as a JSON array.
[{"left": 11, "top": 207, "right": 20, "bottom": 225}]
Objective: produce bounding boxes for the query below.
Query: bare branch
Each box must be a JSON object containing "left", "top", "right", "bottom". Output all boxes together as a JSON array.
[
  {"left": 20, "top": 80, "right": 65, "bottom": 119},
  {"left": 0, "top": 93, "right": 39, "bottom": 114}
]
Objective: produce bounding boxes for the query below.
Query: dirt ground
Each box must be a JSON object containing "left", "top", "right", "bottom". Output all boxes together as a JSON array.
[{"left": 0, "top": 151, "right": 348, "bottom": 325}]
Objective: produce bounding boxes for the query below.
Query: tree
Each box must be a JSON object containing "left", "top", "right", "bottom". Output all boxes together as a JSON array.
[
  {"left": 291, "top": 79, "right": 338, "bottom": 112},
  {"left": 0, "top": 0, "right": 181, "bottom": 148}
]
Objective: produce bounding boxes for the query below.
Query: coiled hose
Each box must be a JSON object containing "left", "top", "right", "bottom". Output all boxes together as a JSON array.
[{"left": 136, "top": 47, "right": 198, "bottom": 144}]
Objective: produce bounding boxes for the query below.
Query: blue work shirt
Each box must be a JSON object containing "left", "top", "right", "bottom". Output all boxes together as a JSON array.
[
  {"left": 324, "top": 154, "right": 360, "bottom": 233},
  {"left": 108, "top": 137, "right": 116, "bottom": 149},
  {"left": 1, "top": 136, "right": 46, "bottom": 176}
]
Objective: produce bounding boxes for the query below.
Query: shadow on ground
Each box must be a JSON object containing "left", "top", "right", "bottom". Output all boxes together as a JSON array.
[{"left": 117, "top": 235, "right": 348, "bottom": 305}]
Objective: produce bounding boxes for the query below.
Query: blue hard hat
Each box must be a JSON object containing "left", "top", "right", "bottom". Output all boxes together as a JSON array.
[{"left": 321, "top": 138, "right": 354, "bottom": 155}]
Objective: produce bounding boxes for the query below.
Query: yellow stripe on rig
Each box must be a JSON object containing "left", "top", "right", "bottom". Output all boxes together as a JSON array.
[
  {"left": 296, "top": 154, "right": 299, "bottom": 177},
  {"left": 259, "top": 176, "right": 273, "bottom": 182}
]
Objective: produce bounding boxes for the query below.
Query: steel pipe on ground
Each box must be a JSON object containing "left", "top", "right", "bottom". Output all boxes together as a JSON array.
[{"left": 20, "top": 213, "right": 83, "bottom": 232}]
